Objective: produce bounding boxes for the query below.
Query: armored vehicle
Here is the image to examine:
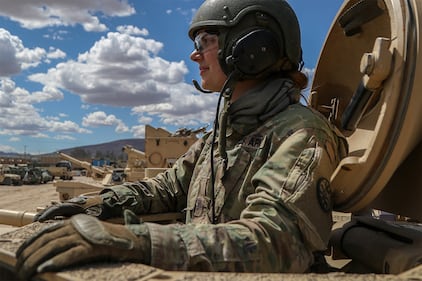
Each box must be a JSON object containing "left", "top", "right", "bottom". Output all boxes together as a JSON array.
[
  {"left": 0, "top": 165, "right": 22, "bottom": 186},
  {"left": 54, "top": 125, "right": 203, "bottom": 201}
]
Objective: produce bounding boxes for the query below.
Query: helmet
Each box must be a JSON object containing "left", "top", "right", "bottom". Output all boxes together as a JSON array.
[{"left": 189, "top": 0, "right": 303, "bottom": 78}]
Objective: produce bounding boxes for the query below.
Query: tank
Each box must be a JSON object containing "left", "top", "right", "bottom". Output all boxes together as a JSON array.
[
  {"left": 309, "top": 0, "right": 422, "bottom": 274},
  {"left": 54, "top": 125, "right": 204, "bottom": 201},
  {"left": 122, "top": 144, "right": 147, "bottom": 181},
  {"left": 0, "top": 0, "right": 421, "bottom": 279},
  {"left": 57, "top": 152, "right": 110, "bottom": 180},
  {"left": 143, "top": 124, "right": 204, "bottom": 177}
]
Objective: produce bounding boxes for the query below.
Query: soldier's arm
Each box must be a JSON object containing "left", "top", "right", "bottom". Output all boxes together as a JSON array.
[
  {"left": 101, "top": 133, "right": 209, "bottom": 216},
  {"left": 34, "top": 134, "right": 209, "bottom": 222},
  {"left": 139, "top": 127, "right": 345, "bottom": 272}
]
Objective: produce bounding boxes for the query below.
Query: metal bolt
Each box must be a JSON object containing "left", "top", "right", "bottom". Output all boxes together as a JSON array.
[{"left": 360, "top": 53, "right": 375, "bottom": 75}]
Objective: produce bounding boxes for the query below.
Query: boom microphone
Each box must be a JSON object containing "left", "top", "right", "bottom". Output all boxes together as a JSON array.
[{"left": 192, "top": 79, "right": 213, "bottom": 94}]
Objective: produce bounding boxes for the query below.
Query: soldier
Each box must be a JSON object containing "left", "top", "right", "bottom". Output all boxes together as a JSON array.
[{"left": 16, "top": 0, "right": 348, "bottom": 279}]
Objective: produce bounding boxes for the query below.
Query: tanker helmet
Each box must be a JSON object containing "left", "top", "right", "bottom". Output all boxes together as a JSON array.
[{"left": 189, "top": 0, "right": 303, "bottom": 79}]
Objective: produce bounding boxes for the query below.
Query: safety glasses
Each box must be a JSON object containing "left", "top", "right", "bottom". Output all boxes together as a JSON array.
[{"left": 194, "top": 31, "right": 219, "bottom": 53}]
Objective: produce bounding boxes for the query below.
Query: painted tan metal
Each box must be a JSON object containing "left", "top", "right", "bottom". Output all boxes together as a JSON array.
[
  {"left": 58, "top": 152, "right": 110, "bottom": 180},
  {"left": 55, "top": 125, "right": 201, "bottom": 202},
  {"left": 310, "top": 0, "right": 422, "bottom": 219},
  {"left": 122, "top": 145, "right": 146, "bottom": 181},
  {"left": 46, "top": 166, "right": 72, "bottom": 180},
  {"left": 144, "top": 125, "right": 199, "bottom": 169},
  {"left": 0, "top": 210, "right": 36, "bottom": 227}
]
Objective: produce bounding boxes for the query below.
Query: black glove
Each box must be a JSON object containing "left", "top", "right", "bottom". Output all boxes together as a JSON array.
[
  {"left": 34, "top": 184, "right": 146, "bottom": 222},
  {"left": 33, "top": 193, "right": 112, "bottom": 222},
  {"left": 16, "top": 210, "right": 151, "bottom": 280}
]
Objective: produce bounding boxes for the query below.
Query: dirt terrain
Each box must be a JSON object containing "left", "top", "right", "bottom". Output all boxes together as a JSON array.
[
  {"left": 0, "top": 182, "right": 58, "bottom": 213},
  {"left": 0, "top": 181, "right": 60, "bottom": 235}
]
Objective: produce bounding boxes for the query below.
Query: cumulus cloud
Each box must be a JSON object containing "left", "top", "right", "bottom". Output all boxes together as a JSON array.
[
  {"left": 0, "top": 144, "right": 17, "bottom": 153},
  {"left": 29, "top": 31, "right": 182, "bottom": 106},
  {"left": 29, "top": 30, "right": 218, "bottom": 129},
  {"left": 47, "top": 47, "right": 66, "bottom": 59},
  {"left": 116, "top": 25, "right": 148, "bottom": 36},
  {"left": 131, "top": 125, "right": 146, "bottom": 138},
  {"left": 82, "top": 111, "right": 129, "bottom": 133},
  {"left": 0, "top": 78, "right": 90, "bottom": 137},
  {"left": 0, "top": 29, "right": 24, "bottom": 76},
  {"left": 0, "top": 0, "right": 135, "bottom": 32},
  {"left": 0, "top": 28, "right": 66, "bottom": 76}
]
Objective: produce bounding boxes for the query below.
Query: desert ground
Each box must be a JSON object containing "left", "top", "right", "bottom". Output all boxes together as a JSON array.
[
  {"left": 0, "top": 182, "right": 58, "bottom": 212},
  {"left": 0, "top": 180, "right": 59, "bottom": 235}
]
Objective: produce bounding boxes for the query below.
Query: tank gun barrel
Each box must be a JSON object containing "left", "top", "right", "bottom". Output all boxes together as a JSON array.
[
  {"left": 57, "top": 152, "right": 106, "bottom": 176},
  {"left": 122, "top": 145, "right": 145, "bottom": 158},
  {"left": 0, "top": 209, "right": 36, "bottom": 227}
]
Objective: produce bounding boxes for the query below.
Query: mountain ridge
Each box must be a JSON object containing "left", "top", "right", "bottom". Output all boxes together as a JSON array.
[{"left": 1, "top": 138, "right": 145, "bottom": 158}]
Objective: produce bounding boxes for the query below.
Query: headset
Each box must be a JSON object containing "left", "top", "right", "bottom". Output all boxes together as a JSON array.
[{"left": 225, "top": 29, "right": 282, "bottom": 79}]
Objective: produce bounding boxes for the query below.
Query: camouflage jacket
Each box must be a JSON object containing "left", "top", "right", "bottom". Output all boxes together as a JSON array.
[{"left": 104, "top": 78, "right": 348, "bottom": 273}]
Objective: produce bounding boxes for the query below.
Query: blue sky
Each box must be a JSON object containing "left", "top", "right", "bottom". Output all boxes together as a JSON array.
[{"left": 0, "top": 0, "right": 343, "bottom": 154}]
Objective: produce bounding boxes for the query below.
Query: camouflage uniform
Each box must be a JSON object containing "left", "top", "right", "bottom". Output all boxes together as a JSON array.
[{"left": 102, "top": 77, "right": 348, "bottom": 272}]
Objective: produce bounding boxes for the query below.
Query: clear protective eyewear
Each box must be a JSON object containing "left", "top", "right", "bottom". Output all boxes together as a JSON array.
[{"left": 194, "top": 32, "right": 219, "bottom": 53}]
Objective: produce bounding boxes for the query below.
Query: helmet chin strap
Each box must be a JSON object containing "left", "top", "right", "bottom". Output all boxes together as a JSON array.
[{"left": 210, "top": 70, "right": 240, "bottom": 224}]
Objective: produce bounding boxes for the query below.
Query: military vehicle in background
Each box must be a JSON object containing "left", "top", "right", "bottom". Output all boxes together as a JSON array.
[
  {"left": 54, "top": 125, "right": 206, "bottom": 201},
  {"left": 0, "top": 165, "right": 22, "bottom": 186},
  {"left": 121, "top": 144, "right": 146, "bottom": 181},
  {"left": 0, "top": 165, "right": 53, "bottom": 185},
  {"left": 142, "top": 125, "right": 205, "bottom": 178},
  {"left": 22, "top": 167, "right": 53, "bottom": 185},
  {"left": 46, "top": 160, "right": 73, "bottom": 181},
  {"left": 57, "top": 153, "right": 110, "bottom": 180},
  {"left": 53, "top": 152, "right": 118, "bottom": 201}
]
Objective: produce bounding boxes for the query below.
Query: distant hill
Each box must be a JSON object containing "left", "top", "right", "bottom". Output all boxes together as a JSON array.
[
  {"left": 59, "top": 138, "right": 145, "bottom": 158},
  {"left": 0, "top": 139, "right": 145, "bottom": 160}
]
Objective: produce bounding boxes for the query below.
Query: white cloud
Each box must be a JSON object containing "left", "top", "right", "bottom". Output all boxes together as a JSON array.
[
  {"left": 28, "top": 31, "right": 218, "bottom": 130},
  {"left": 137, "top": 115, "right": 153, "bottom": 124},
  {"left": 0, "top": 28, "right": 67, "bottom": 76},
  {"left": 47, "top": 47, "right": 66, "bottom": 59},
  {"left": 116, "top": 25, "right": 149, "bottom": 36},
  {"left": 55, "top": 135, "right": 76, "bottom": 141},
  {"left": 29, "top": 32, "right": 176, "bottom": 107},
  {"left": 0, "top": 0, "right": 135, "bottom": 32},
  {"left": 0, "top": 29, "right": 23, "bottom": 76},
  {"left": 0, "top": 145, "right": 17, "bottom": 153},
  {"left": 43, "top": 29, "right": 68, "bottom": 41},
  {"left": 0, "top": 78, "right": 90, "bottom": 137},
  {"left": 29, "top": 85, "right": 64, "bottom": 103},
  {"left": 131, "top": 125, "right": 145, "bottom": 138},
  {"left": 49, "top": 120, "right": 91, "bottom": 134},
  {"left": 17, "top": 46, "right": 46, "bottom": 69},
  {"left": 82, "top": 111, "right": 129, "bottom": 133}
]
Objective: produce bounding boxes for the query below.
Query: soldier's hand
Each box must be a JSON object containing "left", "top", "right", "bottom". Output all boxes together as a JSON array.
[
  {"left": 33, "top": 194, "right": 110, "bottom": 222},
  {"left": 16, "top": 212, "right": 151, "bottom": 280}
]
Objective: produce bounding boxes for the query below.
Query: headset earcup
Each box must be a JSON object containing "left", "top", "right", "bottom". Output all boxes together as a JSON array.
[{"left": 226, "top": 29, "right": 281, "bottom": 77}]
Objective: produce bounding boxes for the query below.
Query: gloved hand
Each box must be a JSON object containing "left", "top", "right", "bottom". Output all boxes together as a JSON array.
[
  {"left": 16, "top": 210, "right": 151, "bottom": 280},
  {"left": 34, "top": 191, "right": 116, "bottom": 222},
  {"left": 34, "top": 183, "right": 148, "bottom": 222}
]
